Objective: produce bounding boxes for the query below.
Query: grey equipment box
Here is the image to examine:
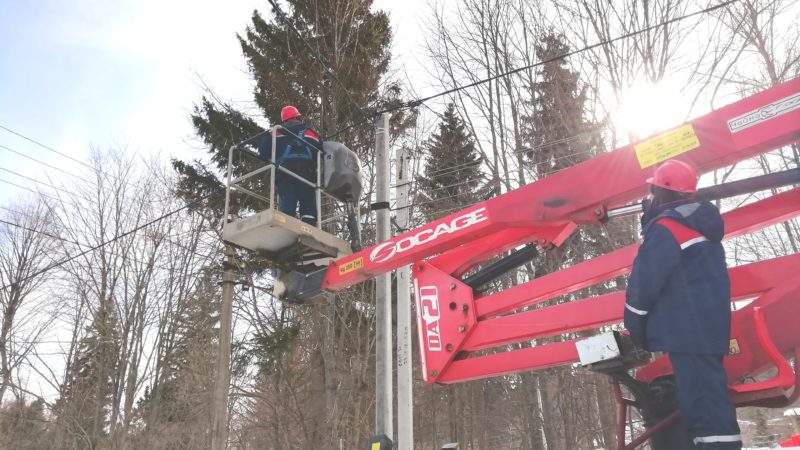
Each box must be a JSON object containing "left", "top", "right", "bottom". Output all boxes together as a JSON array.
[{"left": 322, "top": 141, "right": 362, "bottom": 202}]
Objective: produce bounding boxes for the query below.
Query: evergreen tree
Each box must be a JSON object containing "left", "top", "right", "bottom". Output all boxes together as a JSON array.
[
  {"left": 523, "top": 34, "right": 599, "bottom": 178},
  {"left": 418, "top": 104, "right": 483, "bottom": 221},
  {"left": 520, "top": 34, "right": 632, "bottom": 449},
  {"left": 169, "top": 3, "right": 413, "bottom": 448},
  {"left": 0, "top": 397, "right": 48, "bottom": 449},
  {"left": 53, "top": 298, "right": 120, "bottom": 449},
  {"left": 134, "top": 271, "right": 220, "bottom": 449},
  {"left": 173, "top": 0, "right": 412, "bottom": 218}
]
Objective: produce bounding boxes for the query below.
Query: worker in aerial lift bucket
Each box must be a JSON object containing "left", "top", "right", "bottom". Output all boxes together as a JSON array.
[
  {"left": 258, "top": 105, "right": 321, "bottom": 226},
  {"left": 624, "top": 160, "right": 742, "bottom": 450}
]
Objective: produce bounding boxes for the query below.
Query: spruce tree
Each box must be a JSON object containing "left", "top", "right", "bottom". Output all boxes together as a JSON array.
[
  {"left": 523, "top": 34, "right": 599, "bottom": 178},
  {"left": 418, "top": 104, "right": 483, "bottom": 221},
  {"left": 135, "top": 271, "right": 220, "bottom": 448},
  {"left": 173, "top": 0, "right": 411, "bottom": 218},
  {"left": 54, "top": 298, "right": 120, "bottom": 449},
  {"left": 0, "top": 398, "right": 47, "bottom": 449},
  {"left": 520, "top": 34, "right": 631, "bottom": 450}
]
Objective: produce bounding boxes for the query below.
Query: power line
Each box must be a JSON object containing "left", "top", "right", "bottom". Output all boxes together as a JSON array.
[
  {"left": 0, "top": 177, "right": 84, "bottom": 210},
  {"left": 0, "top": 218, "right": 84, "bottom": 247},
  {"left": 0, "top": 144, "right": 91, "bottom": 184},
  {"left": 0, "top": 124, "right": 159, "bottom": 196},
  {"left": 331, "top": 0, "right": 737, "bottom": 135},
  {"left": 0, "top": 166, "right": 98, "bottom": 206},
  {"left": 399, "top": 0, "right": 738, "bottom": 110},
  {"left": 0, "top": 124, "right": 95, "bottom": 172},
  {"left": 0, "top": 191, "right": 221, "bottom": 292}
]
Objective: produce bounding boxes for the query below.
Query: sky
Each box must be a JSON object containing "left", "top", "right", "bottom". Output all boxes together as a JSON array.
[{"left": 0, "top": 0, "right": 427, "bottom": 204}]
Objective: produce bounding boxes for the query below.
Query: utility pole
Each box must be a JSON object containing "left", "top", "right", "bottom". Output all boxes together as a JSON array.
[
  {"left": 374, "top": 112, "right": 393, "bottom": 442},
  {"left": 395, "top": 146, "right": 413, "bottom": 450},
  {"left": 212, "top": 204, "right": 238, "bottom": 450}
]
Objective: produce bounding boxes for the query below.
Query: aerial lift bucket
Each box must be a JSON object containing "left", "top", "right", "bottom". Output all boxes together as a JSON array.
[{"left": 221, "top": 126, "right": 363, "bottom": 276}]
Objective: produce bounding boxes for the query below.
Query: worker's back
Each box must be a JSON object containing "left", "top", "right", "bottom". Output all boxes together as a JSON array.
[{"left": 258, "top": 121, "right": 321, "bottom": 182}]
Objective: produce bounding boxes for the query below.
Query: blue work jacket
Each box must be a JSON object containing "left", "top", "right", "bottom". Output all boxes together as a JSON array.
[
  {"left": 624, "top": 200, "right": 732, "bottom": 355},
  {"left": 258, "top": 122, "right": 321, "bottom": 182}
]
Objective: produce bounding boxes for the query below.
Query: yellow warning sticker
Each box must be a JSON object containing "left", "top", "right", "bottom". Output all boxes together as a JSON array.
[
  {"left": 371, "top": 443, "right": 381, "bottom": 450},
  {"left": 300, "top": 225, "right": 312, "bottom": 234},
  {"left": 634, "top": 124, "right": 700, "bottom": 168},
  {"left": 729, "top": 338, "right": 740, "bottom": 356},
  {"left": 274, "top": 213, "right": 286, "bottom": 223},
  {"left": 338, "top": 257, "right": 364, "bottom": 275}
]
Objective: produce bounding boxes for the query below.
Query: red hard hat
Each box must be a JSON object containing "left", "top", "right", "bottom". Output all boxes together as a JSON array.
[
  {"left": 281, "top": 105, "right": 301, "bottom": 122},
  {"left": 646, "top": 160, "right": 698, "bottom": 193}
]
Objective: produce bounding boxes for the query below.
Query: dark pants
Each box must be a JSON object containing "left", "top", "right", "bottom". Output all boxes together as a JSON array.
[
  {"left": 277, "top": 177, "right": 317, "bottom": 225},
  {"left": 669, "top": 353, "right": 741, "bottom": 450}
]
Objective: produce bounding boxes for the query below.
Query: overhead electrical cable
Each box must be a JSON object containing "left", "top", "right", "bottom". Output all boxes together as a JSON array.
[
  {"left": 318, "top": 0, "right": 739, "bottom": 137},
  {"left": 0, "top": 166, "right": 99, "bottom": 206},
  {"left": 0, "top": 124, "right": 96, "bottom": 171},
  {"left": 0, "top": 144, "right": 91, "bottom": 184},
  {"left": 0, "top": 191, "right": 221, "bottom": 292}
]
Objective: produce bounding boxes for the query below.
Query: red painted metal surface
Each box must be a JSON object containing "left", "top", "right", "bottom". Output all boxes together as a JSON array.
[
  {"left": 323, "top": 77, "right": 800, "bottom": 294},
  {"left": 323, "top": 78, "right": 800, "bottom": 387},
  {"left": 321, "top": 79, "right": 800, "bottom": 442},
  {"left": 426, "top": 191, "right": 800, "bottom": 384}
]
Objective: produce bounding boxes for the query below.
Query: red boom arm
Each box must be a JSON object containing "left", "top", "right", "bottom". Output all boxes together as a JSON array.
[{"left": 324, "top": 78, "right": 800, "bottom": 385}]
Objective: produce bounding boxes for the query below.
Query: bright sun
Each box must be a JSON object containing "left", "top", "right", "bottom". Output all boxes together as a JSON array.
[{"left": 613, "top": 80, "right": 686, "bottom": 142}]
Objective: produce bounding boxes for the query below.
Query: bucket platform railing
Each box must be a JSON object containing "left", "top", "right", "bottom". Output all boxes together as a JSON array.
[{"left": 221, "top": 125, "right": 353, "bottom": 266}]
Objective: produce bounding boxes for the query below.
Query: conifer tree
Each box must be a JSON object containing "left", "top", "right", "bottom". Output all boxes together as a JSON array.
[
  {"left": 418, "top": 104, "right": 483, "bottom": 221},
  {"left": 54, "top": 297, "right": 120, "bottom": 449},
  {"left": 135, "top": 271, "right": 220, "bottom": 448},
  {"left": 0, "top": 398, "right": 47, "bottom": 449},
  {"left": 523, "top": 34, "right": 599, "bottom": 178},
  {"left": 520, "top": 34, "right": 630, "bottom": 449},
  {"left": 173, "top": 0, "right": 411, "bottom": 217}
]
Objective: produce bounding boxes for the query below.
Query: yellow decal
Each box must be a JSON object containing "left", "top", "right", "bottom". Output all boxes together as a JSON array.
[
  {"left": 274, "top": 213, "right": 286, "bottom": 223},
  {"left": 371, "top": 444, "right": 381, "bottom": 450},
  {"left": 729, "top": 338, "right": 740, "bottom": 356},
  {"left": 338, "top": 257, "right": 364, "bottom": 275},
  {"left": 634, "top": 124, "right": 700, "bottom": 168},
  {"left": 300, "top": 225, "right": 312, "bottom": 234}
]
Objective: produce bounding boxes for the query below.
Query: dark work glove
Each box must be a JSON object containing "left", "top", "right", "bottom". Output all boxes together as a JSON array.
[{"left": 630, "top": 332, "right": 647, "bottom": 350}]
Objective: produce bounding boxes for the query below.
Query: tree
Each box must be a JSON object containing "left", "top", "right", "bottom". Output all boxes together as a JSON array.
[
  {"left": 0, "top": 199, "right": 57, "bottom": 405},
  {"left": 135, "top": 270, "right": 220, "bottom": 449},
  {"left": 53, "top": 297, "right": 121, "bottom": 449},
  {"left": 175, "top": 2, "right": 411, "bottom": 448},
  {"left": 417, "top": 104, "right": 484, "bottom": 221},
  {"left": 0, "top": 397, "right": 48, "bottom": 450},
  {"left": 519, "top": 33, "right": 626, "bottom": 450},
  {"left": 523, "top": 34, "right": 600, "bottom": 177}
]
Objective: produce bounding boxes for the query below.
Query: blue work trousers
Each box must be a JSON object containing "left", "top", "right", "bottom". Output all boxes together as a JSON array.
[
  {"left": 669, "top": 353, "right": 741, "bottom": 450},
  {"left": 277, "top": 177, "right": 317, "bottom": 226}
]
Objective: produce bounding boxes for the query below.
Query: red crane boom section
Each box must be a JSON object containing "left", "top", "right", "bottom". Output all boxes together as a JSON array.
[{"left": 325, "top": 78, "right": 800, "bottom": 386}]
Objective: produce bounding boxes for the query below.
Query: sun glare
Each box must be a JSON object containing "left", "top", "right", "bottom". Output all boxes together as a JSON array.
[{"left": 613, "top": 81, "right": 686, "bottom": 143}]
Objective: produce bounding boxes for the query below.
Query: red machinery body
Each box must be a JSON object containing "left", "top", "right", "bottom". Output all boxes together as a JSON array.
[{"left": 322, "top": 77, "right": 800, "bottom": 394}]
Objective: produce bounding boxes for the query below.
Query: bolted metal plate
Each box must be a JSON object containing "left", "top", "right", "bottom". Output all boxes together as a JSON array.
[{"left": 576, "top": 332, "right": 622, "bottom": 366}]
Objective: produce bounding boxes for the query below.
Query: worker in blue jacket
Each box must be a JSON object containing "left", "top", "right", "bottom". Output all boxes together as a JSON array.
[
  {"left": 624, "top": 159, "right": 741, "bottom": 450},
  {"left": 259, "top": 105, "right": 321, "bottom": 226}
]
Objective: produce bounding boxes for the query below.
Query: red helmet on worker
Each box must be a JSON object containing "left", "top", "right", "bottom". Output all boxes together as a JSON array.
[
  {"left": 281, "top": 105, "right": 302, "bottom": 122},
  {"left": 646, "top": 160, "right": 698, "bottom": 193}
]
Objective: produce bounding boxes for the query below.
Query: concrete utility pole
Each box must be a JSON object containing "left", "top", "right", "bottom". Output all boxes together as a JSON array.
[
  {"left": 374, "top": 112, "right": 393, "bottom": 441},
  {"left": 212, "top": 214, "right": 238, "bottom": 450},
  {"left": 395, "top": 146, "right": 413, "bottom": 450}
]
